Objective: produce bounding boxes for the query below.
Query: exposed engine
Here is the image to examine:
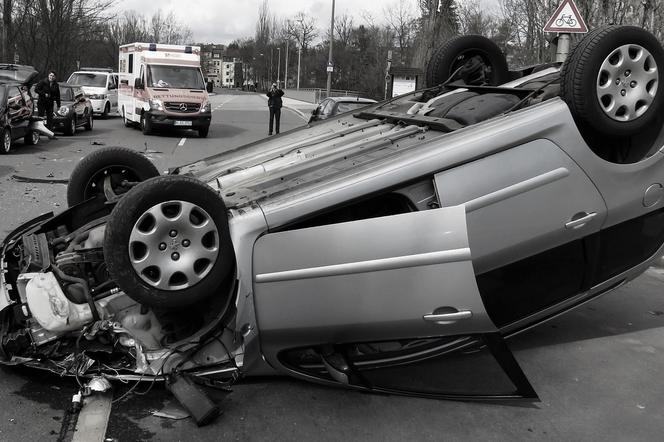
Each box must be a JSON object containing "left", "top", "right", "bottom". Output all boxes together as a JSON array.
[{"left": 0, "top": 215, "right": 176, "bottom": 374}]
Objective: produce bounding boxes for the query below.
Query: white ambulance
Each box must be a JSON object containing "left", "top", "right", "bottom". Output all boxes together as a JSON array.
[{"left": 118, "top": 43, "right": 211, "bottom": 137}]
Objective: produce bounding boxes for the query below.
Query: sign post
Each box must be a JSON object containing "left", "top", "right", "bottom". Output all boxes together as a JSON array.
[{"left": 543, "top": 0, "right": 588, "bottom": 62}]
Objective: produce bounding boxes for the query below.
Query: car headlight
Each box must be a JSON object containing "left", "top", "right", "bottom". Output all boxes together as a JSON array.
[
  {"left": 200, "top": 101, "right": 211, "bottom": 113},
  {"left": 57, "top": 106, "right": 69, "bottom": 116},
  {"left": 149, "top": 99, "right": 164, "bottom": 111},
  {"left": 89, "top": 94, "right": 107, "bottom": 100}
]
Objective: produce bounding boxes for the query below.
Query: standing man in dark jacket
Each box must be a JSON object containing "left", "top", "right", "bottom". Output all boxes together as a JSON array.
[
  {"left": 266, "top": 82, "right": 284, "bottom": 135},
  {"left": 34, "top": 71, "right": 61, "bottom": 131}
]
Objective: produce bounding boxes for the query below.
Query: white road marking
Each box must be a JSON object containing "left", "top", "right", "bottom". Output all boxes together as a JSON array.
[
  {"left": 178, "top": 138, "right": 186, "bottom": 146},
  {"left": 211, "top": 95, "right": 238, "bottom": 113},
  {"left": 71, "top": 393, "right": 113, "bottom": 442}
]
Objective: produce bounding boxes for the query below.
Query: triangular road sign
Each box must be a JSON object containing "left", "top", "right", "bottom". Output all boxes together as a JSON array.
[{"left": 543, "top": 0, "right": 588, "bottom": 33}]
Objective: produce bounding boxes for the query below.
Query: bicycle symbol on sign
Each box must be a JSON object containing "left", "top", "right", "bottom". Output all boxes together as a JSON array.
[{"left": 555, "top": 14, "right": 577, "bottom": 27}]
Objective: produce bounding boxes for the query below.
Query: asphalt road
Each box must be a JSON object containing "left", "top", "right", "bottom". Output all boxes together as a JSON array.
[{"left": 0, "top": 90, "right": 663, "bottom": 441}]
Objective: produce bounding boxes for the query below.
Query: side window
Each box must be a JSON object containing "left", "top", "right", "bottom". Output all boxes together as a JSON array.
[
  {"left": 321, "top": 100, "right": 333, "bottom": 116},
  {"left": 128, "top": 54, "right": 134, "bottom": 74}
]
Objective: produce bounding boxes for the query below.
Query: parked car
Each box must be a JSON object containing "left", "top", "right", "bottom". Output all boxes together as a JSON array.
[
  {"left": 52, "top": 83, "right": 93, "bottom": 135},
  {"left": 0, "top": 64, "right": 51, "bottom": 153},
  {"left": 308, "top": 96, "right": 377, "bottom": 122},
  {"left": 1, "top": 26, "right": 663, "bottom": 407},
  {"left": 66, "top": 69, "right": 118, "bottom": 117}
]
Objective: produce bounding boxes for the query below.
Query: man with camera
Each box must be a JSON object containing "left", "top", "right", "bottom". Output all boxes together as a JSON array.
[{"left": 266, "top": 82, "right": 284, "bottom": 135}]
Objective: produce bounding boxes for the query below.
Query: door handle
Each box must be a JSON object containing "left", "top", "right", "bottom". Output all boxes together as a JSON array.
[
  {"left": 565, "top": 212, "right": 596, "bottom": 229},
  {"left": 423, "top": 310, "right": 472, "bottom": 324}
]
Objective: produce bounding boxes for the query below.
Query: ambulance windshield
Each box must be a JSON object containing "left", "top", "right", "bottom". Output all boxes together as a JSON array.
[{"left": 146, "top": 65, "right": 205, "bottom": 89}]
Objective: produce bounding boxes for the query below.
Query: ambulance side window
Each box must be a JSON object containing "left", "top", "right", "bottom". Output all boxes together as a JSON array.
[{"left": 128, "top": 54, "right": 133, "bottom": 74}]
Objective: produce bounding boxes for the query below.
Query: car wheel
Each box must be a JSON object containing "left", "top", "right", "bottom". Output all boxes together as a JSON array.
[
  {"left": 102, "top": 102, "right": 110, "bottom": 118},
  {"left": 425, "top": 35, "right": 510, "bottom": 87},
  {"left": 561, "top": 25, "right": 664, "bottom": 136},
  {"left": 103, "top": 175, "right": 235, "bottom": 309},
  {"left": 198, "top": 125, "right": 209, "bottom": 138},
  {"left": 123, "top": 107, "right": 132, "bottom": 128},
  {"left": 65, "top": 116, "right": 76, "bottom": 136},
  {"left": 24, "top": 130, "right": 39, "bottom": 146},
  {"left": 84, "top": 112, "right": 93, "bottom": 131},
  {"left": 1, "top": 128, "right": 11, "bottom": 154},
  {"left": 66, "top": 146, "right": 160, "bottom": 206},
  {"left": 141, "top": 113, "right": 152, "bottom": 135}
]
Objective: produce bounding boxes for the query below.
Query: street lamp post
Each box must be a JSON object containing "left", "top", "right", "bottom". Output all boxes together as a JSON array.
[
  {"left": 284, "top": 40, "right": 289, "bottom": 89},
  {"left": 297, "top": 37, "right": 302, "bottom": 90},
  {"left": 277, "top": 47, "right": 281, "bottom": 87}
]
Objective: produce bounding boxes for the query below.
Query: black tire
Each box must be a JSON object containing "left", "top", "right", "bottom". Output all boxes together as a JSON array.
[
  {"left": 141, "top": 113, "right": 152, "bottom": 135},
  {"left": 103, "top": 175, "right": 235, "bottom": 309},
  {"left": 66, "top": 146, "right": 160, "bottom": 206},
  {"left": 24, "top": 130, "right": 39, "bottom": 146},
  {"left": 84, "top": 112, "right": 93, "bottom": 131},
  {"left": 1, "top": 128, "right": 11, "bottom": 154},
  {"left": 198, "top": 125, "right": 209, "bottom": 138},
  {"left": 425, "top": 35, "right": 510, "bottom": 87},
  {"left": 560, "top": 25, "right": 664, "bottom": 136},
  {"left": 102, "top": 102, "right": 110, "bottom": 118},
  {"left": 64, "top": 116, "right": 76, "bottom": 136}
]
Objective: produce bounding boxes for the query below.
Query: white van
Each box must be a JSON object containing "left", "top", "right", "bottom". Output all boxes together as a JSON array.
[{"left": 66, "top": 69, "right": 119, "bottom": 117}]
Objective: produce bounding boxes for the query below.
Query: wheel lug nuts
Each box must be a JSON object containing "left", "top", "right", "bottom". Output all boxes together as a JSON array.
[
  {"left": 159, "top": 243, "right": 167, "bottom": 251},
  {"left": 171, "top": 252, "right": 180, "bottom": 261},
  {"left": 615, "top": 79, "right": 621, "bottom": 85},
  {"left": 182, "top": 239, "right": 190, "bottom": 247},
  {"left": 169, "top": 230, "right": 178, "bottom": 237},
  {"left": 625, "top": 70, "right": 631, "bottom": 77},
  {"left": 630, "top": 81, "right": 637, "bottom": 88},
  {"left": 621, "top": 89, "right": 626, "bottom": 96}
]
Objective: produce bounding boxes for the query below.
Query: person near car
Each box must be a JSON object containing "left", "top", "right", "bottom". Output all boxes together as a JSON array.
[
  {"left": 35, "top": 71, "right": 61, "bottom": 132},
  {"left": 266, "top": 82, "right": 284, "bottom": 135}
]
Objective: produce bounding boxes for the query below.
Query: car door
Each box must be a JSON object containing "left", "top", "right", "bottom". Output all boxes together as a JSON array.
[
  {"left": 433, "top": 140, "right": 608, "bottom": 330},
  {"left": 7, "top": 86, "right": 29, "bottom": 139},
  {"left": 108, "top": 75, "right": 118, "bottom": 110},
  {"left": 73, "top": 88, "right": 86, "bottom": 121},
  {"left": 253, "top": 205, "right": 536, "bottom": 399}
]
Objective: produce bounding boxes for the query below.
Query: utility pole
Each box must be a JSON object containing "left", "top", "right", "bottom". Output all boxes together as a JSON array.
[
  {"left": 325, "top": 0, "right": 335, "bottom": 97},
  {"left": 284, "top": 40, "right": 289, "bottom": 89}
]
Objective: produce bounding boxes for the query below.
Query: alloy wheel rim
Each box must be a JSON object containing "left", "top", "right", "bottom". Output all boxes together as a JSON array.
[
  {"left": 596, "top": 44, "right": 659, "bottom": 122},
  {"left": 128, "top": 200, "right": 220, "bottom": 291},
  {"left": 32, "top": 132, "right": 39, "bottom": 143},
  {"left": 3, "top": 131, "right": 10, "bottom": 152}
]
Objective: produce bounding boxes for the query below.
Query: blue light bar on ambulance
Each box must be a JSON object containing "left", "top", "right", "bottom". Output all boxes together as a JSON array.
[
  {"left": 185, "top": 46, "right": 193, "bottom": 54},
  {"left": 149, "top": 43, "right": 157, "bottom": 51}
]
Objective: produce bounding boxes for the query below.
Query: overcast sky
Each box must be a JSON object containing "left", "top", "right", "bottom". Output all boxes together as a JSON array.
[{"left": 113, "top": 0, "right": 500, "bottom": 45}]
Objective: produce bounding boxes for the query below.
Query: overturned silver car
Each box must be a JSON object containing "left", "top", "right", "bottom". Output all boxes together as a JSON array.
[{"left": 1, "top": 26, "right": 663, "bottom": 405}]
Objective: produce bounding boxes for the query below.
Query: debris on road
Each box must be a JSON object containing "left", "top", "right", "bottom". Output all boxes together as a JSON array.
[{"left": 12, "top": 174, "right": 69, "bottom": 184}]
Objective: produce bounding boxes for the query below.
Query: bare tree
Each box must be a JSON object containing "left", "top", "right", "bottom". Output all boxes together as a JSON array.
[{"left": 384, "top": 0, "right": 417, "bottom": 64}]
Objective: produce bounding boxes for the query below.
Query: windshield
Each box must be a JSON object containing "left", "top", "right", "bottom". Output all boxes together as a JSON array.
[
  {"left": 59, "top": 86, "right": 79, "bottom": 101},
  {"left": 336, "top": 102, "right": 373, "bottom": 114},
  {"left": 146, "top": 65, "right": 205, "bottom": 89},
  {"left": 68, "top": 73, "right": 107, "bottom": 87}
]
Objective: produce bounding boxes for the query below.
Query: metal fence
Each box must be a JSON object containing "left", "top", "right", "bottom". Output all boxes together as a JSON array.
[{"left": 284, "top": 88, "right": 361, "bottom": 104}]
